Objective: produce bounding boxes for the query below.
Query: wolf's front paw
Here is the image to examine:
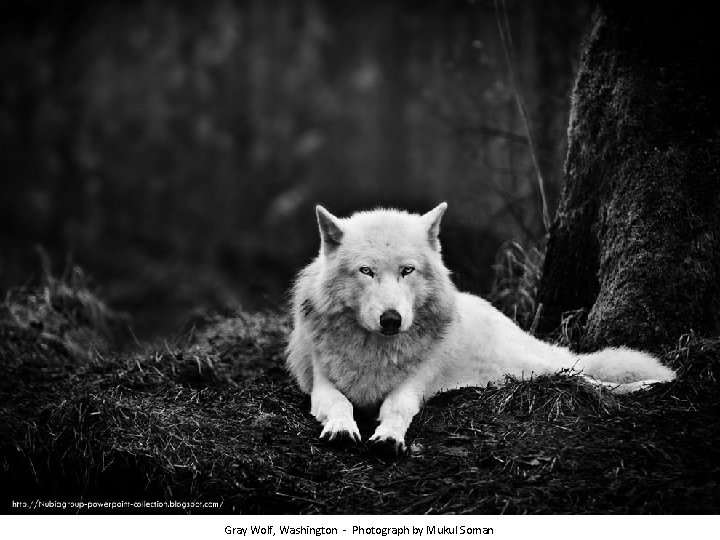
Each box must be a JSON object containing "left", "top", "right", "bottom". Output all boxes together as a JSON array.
[
  {"left": 368, "top": 433, "right": 407, "bottom": 457},
  {"left": 319, "top": 417, "right": 361, "bottom": 445}
]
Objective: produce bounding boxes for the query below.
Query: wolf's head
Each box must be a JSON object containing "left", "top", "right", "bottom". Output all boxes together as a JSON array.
[{"left": 314, "top": 203, "right": 453, "bottom": 337}]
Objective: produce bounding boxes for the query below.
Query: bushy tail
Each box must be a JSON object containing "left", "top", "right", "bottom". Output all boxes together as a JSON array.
[{"left": 573, "top": 347, "right": 675, "bottom": 392}]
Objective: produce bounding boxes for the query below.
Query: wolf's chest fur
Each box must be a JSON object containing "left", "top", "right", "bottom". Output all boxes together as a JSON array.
[
  {"left": 307, "top": 308, "right": 434, "bottom": 406},
  {"left": 318, "top": 342, "right": 423, "bottom": 407}
]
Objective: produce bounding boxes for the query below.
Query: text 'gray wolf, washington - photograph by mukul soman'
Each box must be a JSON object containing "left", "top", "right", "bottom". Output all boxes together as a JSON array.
[{"left": 1, "top": 0, "right": 719, "bottom": 517}]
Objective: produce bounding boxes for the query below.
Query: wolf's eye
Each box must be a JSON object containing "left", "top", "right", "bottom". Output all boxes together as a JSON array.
[
  {"left": 359, "top": 266, "right": 374, "bottom": 277},
  {"left": 401, "top": 265, "right": 415, "bottom": 277}
]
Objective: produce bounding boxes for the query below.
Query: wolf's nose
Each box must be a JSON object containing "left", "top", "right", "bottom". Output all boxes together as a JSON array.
[{"left": 380, "top": 310, "right": 402, "bottom": 334}]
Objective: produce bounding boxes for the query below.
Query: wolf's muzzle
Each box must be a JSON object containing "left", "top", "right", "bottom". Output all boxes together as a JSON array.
[{"left": 380, "top": 309, "right": 402, "bottom": 335}]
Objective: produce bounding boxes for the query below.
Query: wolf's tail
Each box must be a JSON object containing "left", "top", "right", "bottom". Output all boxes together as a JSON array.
[{"left": 572, "top": 346, "right": 675, "bottom": 392}]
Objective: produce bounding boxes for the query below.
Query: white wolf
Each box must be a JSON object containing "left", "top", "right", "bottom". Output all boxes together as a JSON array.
[{"left": 286, "top": 203, "right": 675, "bottom": 455}]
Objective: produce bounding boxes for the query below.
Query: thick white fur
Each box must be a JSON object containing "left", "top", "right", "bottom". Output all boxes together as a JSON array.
[{"left": 286, "top": 203, "right": 676, "bottom": 452}]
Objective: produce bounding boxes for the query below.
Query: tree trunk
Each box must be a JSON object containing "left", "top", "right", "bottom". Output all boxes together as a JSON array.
[{"left": 536, "top": 0, "right": 720, "bottom": 354}]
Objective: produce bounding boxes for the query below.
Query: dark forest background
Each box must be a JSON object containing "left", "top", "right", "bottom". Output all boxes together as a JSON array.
[{"left": 0, "top": 0, "right": 590, "bottom": 337}]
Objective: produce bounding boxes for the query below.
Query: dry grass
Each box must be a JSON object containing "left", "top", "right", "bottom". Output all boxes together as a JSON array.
[
  {"left": 1, "top": 270, "right": 719, "bottom": 514},
  {"left": 489, "top": 241, "right": 544, "bottom": 332},
  {"left": 2, "top": 259, "right": 129, "bottom": 359}
]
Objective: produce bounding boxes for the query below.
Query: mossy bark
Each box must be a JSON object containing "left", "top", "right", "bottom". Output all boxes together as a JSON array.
[{"left": 537, "top": 1, "right": 720, "bottom": 353}]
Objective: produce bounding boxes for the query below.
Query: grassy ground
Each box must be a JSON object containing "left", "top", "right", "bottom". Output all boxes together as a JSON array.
[{"left": 1, "top": 271, "right": 719, "bottom": 514}]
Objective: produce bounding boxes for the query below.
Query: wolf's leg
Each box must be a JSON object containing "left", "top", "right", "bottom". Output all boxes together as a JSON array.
[
  {"left": 368, "top": 384, "right": 423, "bottom": 457},
  {"left": 311, "top": 356, "right": 360, "bottom": 444}
]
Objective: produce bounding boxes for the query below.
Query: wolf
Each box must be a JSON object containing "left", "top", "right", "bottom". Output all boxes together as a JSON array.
[{"left": 286, "top": 203, "right": 676, "bottom": 456}]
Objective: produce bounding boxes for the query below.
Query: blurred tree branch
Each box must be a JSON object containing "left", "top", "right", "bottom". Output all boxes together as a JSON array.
[{"left": 494, "top": 0, "right": 551, "bottom": 232}]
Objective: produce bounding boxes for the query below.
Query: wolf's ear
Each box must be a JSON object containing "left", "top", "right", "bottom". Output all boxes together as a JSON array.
[
  {"left": 422, "top": 202, "right": 447, "bottom": 251},
  {"left": 316, "top": 205, "right": 344, "bottom": 253}
]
